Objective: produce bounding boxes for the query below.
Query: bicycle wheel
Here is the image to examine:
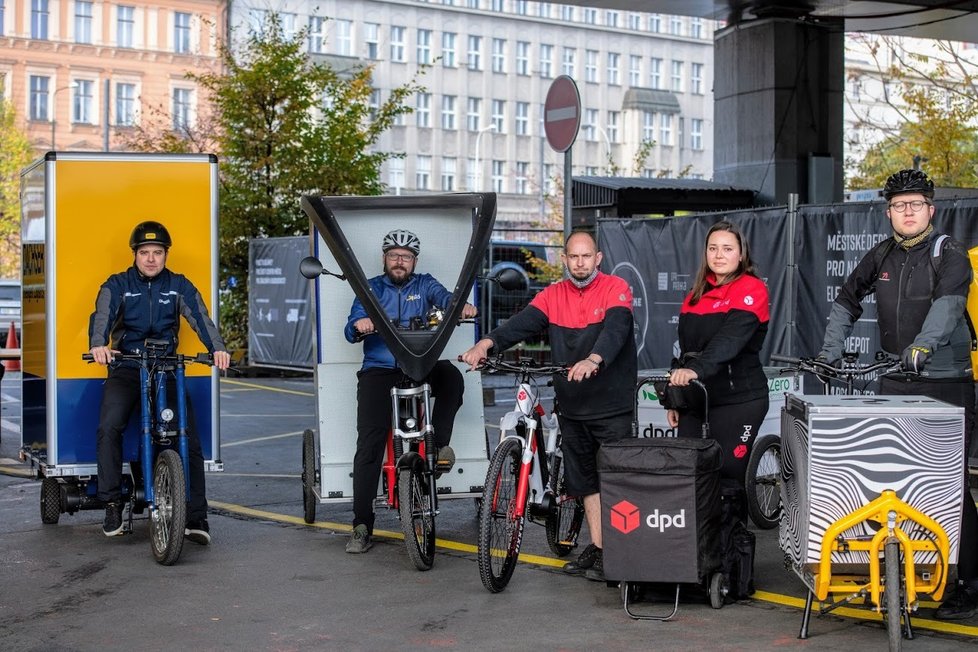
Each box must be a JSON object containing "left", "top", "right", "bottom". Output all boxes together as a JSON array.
[
  {"left": 544, "top": 452, "right": 584, "bottom": 557},
  {"left": 301, "top": 429, "right": 317, "bottom": 524},
  {"left": 477, "top": 438, "right": 524, "bottom": 593},
  {"left": 150, "top": 449, "right": 187, "bottom": 566},
  {"left": 884, "top": 540, "right": 903, "bottom": 651},
  {"left": 398, "top": 465, "right": 435, "bottom": 571},
  {"left": 40, "top": 477, "right": 61, "bottom": 525},
  {"left": 746, "top": 434, "right": 782, "bottom": 530}
]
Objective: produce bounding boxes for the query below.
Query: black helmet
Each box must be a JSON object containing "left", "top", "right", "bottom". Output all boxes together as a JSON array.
[
  {"left": 883, "top": 169, "right": 935, "bottom": 200},
  {"left": 129, "top": 221, "right": 172, "bottom": 250}
]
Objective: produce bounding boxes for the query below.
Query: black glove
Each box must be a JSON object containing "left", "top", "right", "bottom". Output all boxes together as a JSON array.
[
  {"left": 901, "top": 345, "right": 932, "bottom": 374},
  {"left": 814, "top": 353, "right": 841, "bottom": 369}
]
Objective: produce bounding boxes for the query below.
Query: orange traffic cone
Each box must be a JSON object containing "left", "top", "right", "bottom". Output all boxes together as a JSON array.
[{"left": 4, "top": 321, "right": 19, "bottom": 371}]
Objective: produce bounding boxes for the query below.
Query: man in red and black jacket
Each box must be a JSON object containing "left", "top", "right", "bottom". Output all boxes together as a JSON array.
[{"left": 461, "top": 231, "right": 636, "bottom": 582}]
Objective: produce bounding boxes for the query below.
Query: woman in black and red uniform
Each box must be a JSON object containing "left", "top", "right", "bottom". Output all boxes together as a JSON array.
[{"left": 666, "top": 220, "right": 770, "bottom": 484}]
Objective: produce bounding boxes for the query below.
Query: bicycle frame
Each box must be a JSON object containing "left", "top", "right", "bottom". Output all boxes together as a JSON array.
[
  {"left": 382, "top": 381, "right": 435, "bottom": 510},
  {"left": 139, "top": 352, "right": 191, "bottom": 507},
  {"left": 498, "top": 382, "right": 559, "bottom": 517}
]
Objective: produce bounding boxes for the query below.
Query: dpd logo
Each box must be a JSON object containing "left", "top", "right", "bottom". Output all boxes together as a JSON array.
[{"left": 610, "top": 500, "right": 687, "bottom": 534}]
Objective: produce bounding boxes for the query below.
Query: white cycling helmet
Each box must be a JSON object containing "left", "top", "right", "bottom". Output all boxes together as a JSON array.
[{"left": 382, "top": 229, "right": 421, "bottom": 256}]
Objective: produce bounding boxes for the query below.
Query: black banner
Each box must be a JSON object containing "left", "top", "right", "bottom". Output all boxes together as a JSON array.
[
  {"left": 248, "top": 236, "right": 314, "bottom": 368},
  {"left": 599, "top": 199, "right": 978, "bottom": 371}
]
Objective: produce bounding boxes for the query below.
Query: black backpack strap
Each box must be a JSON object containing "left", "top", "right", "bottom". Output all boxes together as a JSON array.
[
  {"left": 873, "top": 237, "right": 897, "bottom": 273},
  {"left": 930, "top": 235, "right": 978, "bottom": 351}
]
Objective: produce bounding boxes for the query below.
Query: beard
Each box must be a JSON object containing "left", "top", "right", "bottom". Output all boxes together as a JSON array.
[{"left": 386, "top": 265, "right": 410, "bottom": 285}]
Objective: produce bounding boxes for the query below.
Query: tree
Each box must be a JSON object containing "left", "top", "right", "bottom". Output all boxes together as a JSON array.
[
  {"left": 125, "top": 15, "right": 424, "bottom": 350},
  {"left": 846, "top": 34, "right": 978, "bottom": 190},
  {"left": 0, "top": 100, "right": 34, "bottom": 278}
]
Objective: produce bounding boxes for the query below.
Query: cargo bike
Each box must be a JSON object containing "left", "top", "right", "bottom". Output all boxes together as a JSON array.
[{"left": 771, "top": 354, "right": 962, "bottom": 650}]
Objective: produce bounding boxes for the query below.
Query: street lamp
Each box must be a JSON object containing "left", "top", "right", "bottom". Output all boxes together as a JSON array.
[
  {"left": 50, "top": 82, "right": 79, "bottom": 149},
  {"left": 473, "top": 124, "right": 497, "bottom": 191},
  {"left": 592, "top": 124, "right": 614, "bottom": 171}
]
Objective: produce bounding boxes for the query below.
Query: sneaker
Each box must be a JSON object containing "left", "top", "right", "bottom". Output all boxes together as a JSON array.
[
  {"left": 435, "top": 445, "right": 456, "bottom": 474},
  {"left": 935, "top": 585, "right": 978, "bottom": 620},
  {"left": 346, "top": 524, "right": 373, "bottom": 554},
  {"left": 185, "top": 519, "right": 211, "bottom": 545},
  {"left": 584, "top": 553, "right": 606, "bottom": 582},
  {"left": 563, "top": 543, "right": 601, "bottom": 575},
  {"left": 102, "top": 503, "right": 124, "bottom": 537}
]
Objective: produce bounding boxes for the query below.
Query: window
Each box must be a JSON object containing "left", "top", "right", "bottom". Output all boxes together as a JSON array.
[
  {"left": 116, "top": 82, "right": 136, "bottom": 126},
  {"left": 364, "top": 23, "right": 379, "bottom": 59},
  {"left": 75, "top": 1, "right": 93, "bottom": 44},
  {"left": 280, "top": 13, "right": 297, "bottom": 39},
  {"left": 561, "top": 47, "right": 575, "bottom": 76},
  {"left": 0, "top": 0, "right": 4, "bottom": 35},
  {"left": 671, "top": 60, "right": 683, "bottom": 92},
  {"left": 605, "top": 11, "right": 618, "bottom": 27},
  {"left": 32, "top": 0, "right": 49, "bottom": 39},
  {"left": 515, "top": 0, "right": 528, "bottom": 15},
  {"left": 560, "top": 5, "right": 574, "bottom": 21},
  {"left": 648, "top": 14, "right": 661, "bottom": 33},
  {"left": 540, "top": 44, "right": 553, "bottom": 78},
  {"left": 117, "top": 5, "right": 134, "bottom": 48},
  {"left": 309, "top": 16, "right": 326, "bottom": 53},
  {"left": 466, "top": 97, "right": 481, "bottom": 131},
  {"left": 670, "top": 16, "right": 683, "bottom": 35},
  {"left": 628, "top": 13, "right": 641, "bottom": 30},
  {"left": 491, "top": 160, "right": 504, "bottom": 193},
  {"left": 607, "top": 53, "right": 620, "bottom": 85},
  {"left": 172, "top": 87, "right": 193, "bottom": 131},
  {"left": 30, "top": 75, "right": 50, "bottom": 120},
  {"left": 650, "top": 57, "right": 662, "bottom": 89},
  {"left": 391, "top": 26, "right": 406, "bottom": 62},
  {"left": 174, "top": 12, "right": 191, "bottom": 54},
  {"left": 417, "top": 29, "right": 432, "bottom": 64},
  {"left": 642, "top": 111, "right": 655, "bottom": 141},
  {"left": 690, "top": 18, "right": 703, "bottom": 39},
  {"left": 416, "top": 156, "right": 431, "bottom": 190},
  {"left": 629, "top": 55, "right": 641, "bottom": 86},
  {"left": 515, "top": 161, "right": 529, "bottom": 194},
  {"left": 368, "top": 89, "right": 380, "bottom": 120},
  {"left": 584, "top": 108, "right": 597, "bottom": 141},
  {"left": 585, "top": 50, "right": 598, "bottom": 83},
  {"left": 441, "top": 95, "right": 456, "bottom": 129},
  {"left": 690, "top": 118, "right": 703, "bottom": 150},
  {"left": 543, "top": 163, "right": 555, "bottom": 194},
  {"left": 585, "top": 166, "right": 598, "bottom": 176},
  {"left": 248, "top": 8, "right": 267, "bottom": 34},
  {"left": 441, "top": 157, "right": 456, "bottom": 191},
  {"left": 515, "top": 101, "right": 529, "bottom": 135},
  {"left": 442, "top": 32, "right": 456, "bottom": 67},
  {"left": 538, "top": 3, "right": 550, "bottom": 18},
  {"left": 583, "top": 8, "right": 596, "bottom": 24},
  {"left": 660, "top": 113, "right": 673, "bottom": 146},
  {"left": 72, "top": 79, "right": 94, "bottom": 123},
  {"left": 691, "top": 63, "right": 703, "bottom": 94},
  {"left": 467, "top": 0, "right": 479, "bottom": 7},
  {"left": 466, "top": 157, "right": 477, "bottom": 191},
  {"left": 491, "top": 99, "right": 505, "bottom": 132},
  {"left": 467, "top": 35, "right": 482, "bottom": 70},
  {"left": 388, "top": 158, "right": 405, "bottom": 191},
  {"left": 416, "top": 92, "right": 431, "bottom": 127},
  {"left": 491, "top": 0, "right": 502, "bottom": 9},
  {"left": 607, "top": 111, "right": 619, "bottom": 143},
  {"left": 492, "top": 38, "right": 505, "bottom": 73},
  {"left": 336, "top": 19, "right": 353, "bottom": 56},
  {"left": 516, "top": 41, "right": 529, "bottom": 75}
]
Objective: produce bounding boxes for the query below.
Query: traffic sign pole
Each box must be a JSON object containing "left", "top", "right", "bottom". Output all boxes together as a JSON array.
[{"left": 563, "top": 148, "right": 572, "bottom": 242}]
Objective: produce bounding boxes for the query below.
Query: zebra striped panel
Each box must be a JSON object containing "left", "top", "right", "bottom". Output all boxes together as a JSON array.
[{"left": 778, "top": 395, "right": 964, "bottom": 588}]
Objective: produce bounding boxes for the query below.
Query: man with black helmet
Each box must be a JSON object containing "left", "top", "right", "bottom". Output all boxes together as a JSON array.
[
  {"left": 343, "top": 229, "right": 477, "bottom": 554},
  {"left": 818, "top": 169, "right": 978, "bottom": 620},
  {"left": 89, "top": 221, "right": 230, "bottom": 543}
]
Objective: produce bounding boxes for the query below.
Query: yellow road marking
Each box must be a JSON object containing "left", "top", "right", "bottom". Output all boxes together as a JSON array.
[{"left": 221, "top": 378, "right": 314, "bottom": 397}]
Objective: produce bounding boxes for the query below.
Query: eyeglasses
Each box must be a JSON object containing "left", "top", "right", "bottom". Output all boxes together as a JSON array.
[
  {"left": 385, "top": 252, "right": 416, "bottom": 263},
  {"left": 888, "top": 200, "right": 931, "bottom": 212}
]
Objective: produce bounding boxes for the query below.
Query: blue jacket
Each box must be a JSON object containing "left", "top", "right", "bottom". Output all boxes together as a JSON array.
[
  {"left": 345, "top": 273, "right": 453, "bottom": 370},
  {"left": 89, "top": 266, "right": 226, "bottom": 358}
]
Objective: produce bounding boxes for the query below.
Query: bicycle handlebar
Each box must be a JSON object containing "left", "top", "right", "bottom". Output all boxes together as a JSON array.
[
  {"left": 769, "top": 353, "right": 904, "bottom": 380},
  {"left": 82, "top": 351, "right": 215, "bottom": 365},
  {"left": 465, "top": 355, "right": 569, "bottom": 379}
]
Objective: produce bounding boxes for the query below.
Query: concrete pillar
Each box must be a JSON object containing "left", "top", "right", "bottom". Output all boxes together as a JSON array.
[{"left": 713, "top": 17, "right": 844, "bottom": 204}]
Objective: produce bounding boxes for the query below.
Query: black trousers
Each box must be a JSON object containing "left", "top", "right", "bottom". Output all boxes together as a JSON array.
[
  {"left": 96, "top": 365, "right": 208, "bottom": 521},
  {"left": 677, "top": 395, "right": 769, "bottom": 487},
  {"left": 880, "top": 375, "right": 978, "bottom": 582},
  {"left": 353, "top": 361, "right": 464, "bottom": 533}
]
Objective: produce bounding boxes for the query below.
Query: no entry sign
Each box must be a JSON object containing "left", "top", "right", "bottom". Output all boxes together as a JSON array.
[{"left": 544, "top": 75, "right": 581, "bottom": 153}]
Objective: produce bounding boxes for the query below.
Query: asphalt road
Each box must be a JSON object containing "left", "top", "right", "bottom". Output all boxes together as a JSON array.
[{"left": 2, "top": 370, "right": 978, "bottom": 650}]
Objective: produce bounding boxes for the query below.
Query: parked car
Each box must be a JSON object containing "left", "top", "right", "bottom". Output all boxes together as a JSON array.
[{"left": 0, "top": 279, "right": 21, "bottom": 346}]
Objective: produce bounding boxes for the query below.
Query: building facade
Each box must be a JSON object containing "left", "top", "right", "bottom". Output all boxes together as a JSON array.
[
  {"left": 0, "top": 0, "right": 223, "bottom": 154},
  {"left": 230, "top": 0, "right": 717, "bottom": 227}
]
